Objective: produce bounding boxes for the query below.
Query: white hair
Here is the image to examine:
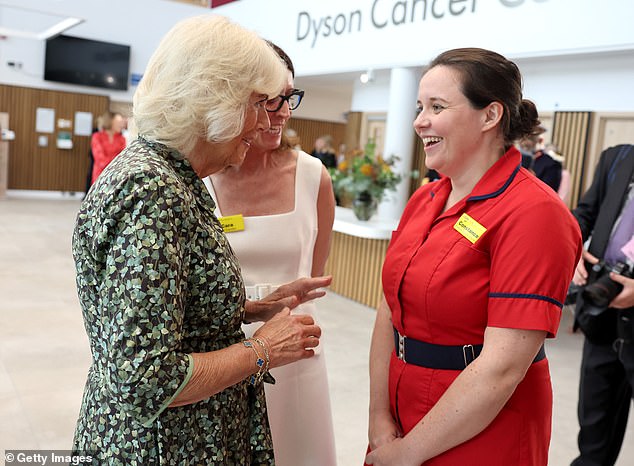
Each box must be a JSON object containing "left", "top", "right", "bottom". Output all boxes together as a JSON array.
[{"left": 133, "top": 15, "right": 286, "bottom": 154}]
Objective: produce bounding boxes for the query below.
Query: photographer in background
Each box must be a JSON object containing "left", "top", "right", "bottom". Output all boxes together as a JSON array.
[{"left": 571, "top": 144, "right": 634, "bottom": 466}]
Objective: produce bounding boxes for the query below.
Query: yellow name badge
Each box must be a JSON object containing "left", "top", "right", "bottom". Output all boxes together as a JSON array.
[
  {"left": 218, "top": 214, "right": 245, "bottom": 233},
  {"left": 454, "top": 213, "right": 487, "bottom": 244}
]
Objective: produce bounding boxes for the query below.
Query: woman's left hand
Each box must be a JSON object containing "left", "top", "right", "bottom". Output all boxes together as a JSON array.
[
  {"left": 244, "top": 275, "right": 332, "bottom": 322},
  {"left": 365, "top": 438, "right": 417, "bottom": 466}
]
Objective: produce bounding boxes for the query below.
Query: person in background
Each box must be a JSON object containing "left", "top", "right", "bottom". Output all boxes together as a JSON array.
[
  {"left": 283, "top": 127, "right": 302, "bottom": 150},
  {"left": 204, "top": 42, "right": 337, "bottom": 466},
  {"left": 120, "top": 114, "right": 131, "bottom": 145},
  {"left": 541, "top": 143, "right": 570, "bottom": 201},
  {"left": 365, "top": 48, "right": 581, "bottom": 466},
  {"left": 570, "top": 143, "right": 634, "bottom": 466},
  {"left": 89, "top": 111, "right": 126, "bottom": 185},
  {"left": 72, "top": 15, "right": 329, "bottom": 464},
  {"left": 311, "top": 134, "right": 337, "bottom": 168},
  {"left": 517, "top": 126, "right": 543, "bottom": 170},
  {"left": 533, "top": 142, "right": 563, "bottom": 192},
  {"left": 83, "top": 117, "right": 101, "bottom": 196}
]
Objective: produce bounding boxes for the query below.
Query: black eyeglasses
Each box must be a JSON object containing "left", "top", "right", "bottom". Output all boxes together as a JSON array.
[{"left": 265, "top": 89, "right": 304, "bottom": 112}]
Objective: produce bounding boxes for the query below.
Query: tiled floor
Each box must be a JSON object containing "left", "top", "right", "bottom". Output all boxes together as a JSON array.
[{"left": 1, "top": 196, "right": 633, "bottom": 465}]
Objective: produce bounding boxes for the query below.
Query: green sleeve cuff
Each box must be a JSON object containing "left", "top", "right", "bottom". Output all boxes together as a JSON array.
[{"left": 141, "top": 353, "right": 194, "bottom": 428}]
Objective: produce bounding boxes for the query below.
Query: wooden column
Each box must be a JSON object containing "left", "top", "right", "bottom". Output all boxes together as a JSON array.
[{"left": 0, "top": 113, "right": 9, "bottom": 200}]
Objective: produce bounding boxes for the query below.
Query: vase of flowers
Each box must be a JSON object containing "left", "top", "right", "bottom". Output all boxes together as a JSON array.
[
  {"left": 329, "top": 143, "right": 403, "bottom": 221},
  {"left": 351, "top": 190, "right": 378, "bottom": 221}
]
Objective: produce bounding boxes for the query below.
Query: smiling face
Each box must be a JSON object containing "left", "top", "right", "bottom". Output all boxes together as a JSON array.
[
  {"left": 188, "top": 92, "right": 271, "bottom": 177},
  {"left": 254, "top": 70, "right": 294, "bottom": 152},
  {"left": 413, "top": 65, "right": 491, "bottom": 179}
]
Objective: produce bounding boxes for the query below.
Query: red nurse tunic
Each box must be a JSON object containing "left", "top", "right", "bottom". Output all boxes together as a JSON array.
[
  {"left": 382, "top": 147, "right": 582, "bottom": 465},
  {"left": 91, "top": 130, "right": 126, "bottom": 185}
]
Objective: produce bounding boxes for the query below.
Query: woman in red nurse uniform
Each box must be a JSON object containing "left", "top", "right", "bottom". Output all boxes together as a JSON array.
[
  {"left": 365, "top": 48, "right": 582, "bottom": 466},
  {"left": 90, "top": 111, "right": 126, "bottom": 185}
]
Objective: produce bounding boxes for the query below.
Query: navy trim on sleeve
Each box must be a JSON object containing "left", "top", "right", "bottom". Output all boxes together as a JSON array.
[{"left": 489, "top": 292, "right": 563, "bottom": 308}]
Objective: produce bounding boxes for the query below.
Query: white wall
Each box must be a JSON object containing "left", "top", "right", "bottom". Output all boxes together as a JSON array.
[
  {"left": 350, "top": 71, "right": 392, "bottom": 113},
  {"left": 291, "top": 82, "right": 353, "bottom": 123},
  {"left": 519, "top": 51, "right": 634, "bottom": 112}
]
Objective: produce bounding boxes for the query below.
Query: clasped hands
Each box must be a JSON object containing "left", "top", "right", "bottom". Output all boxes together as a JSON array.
[{"left": 365, "top": 411, "right": 417, "bottom": 466}]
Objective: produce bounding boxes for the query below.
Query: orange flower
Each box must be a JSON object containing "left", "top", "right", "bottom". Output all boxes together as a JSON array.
[
  {"left": 337, "top": 160, "right": 348, "bottom": 171},
  {"left": 359, "top": 163, "right": 374, "bottom": 176}
]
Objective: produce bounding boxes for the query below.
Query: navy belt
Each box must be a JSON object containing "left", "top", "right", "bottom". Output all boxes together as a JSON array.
[{"left": 393, "top": 328, "right": 546, "bottom": 370}]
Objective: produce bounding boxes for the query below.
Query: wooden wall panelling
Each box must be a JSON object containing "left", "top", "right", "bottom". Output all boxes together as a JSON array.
[
  {"left": 287, "top": 117, "right": 346, "bottom": 159},
  {"left": 551, "top": 111, "right": 592, "bottom": 209},
  {"left": 0, "top": 85, "right": 109, "bottom": 192},
  {"left": 343, "top": 111, "right": 363, "bottom": 156},
  {"left": 325, "top": 231, "right": 389, "bottom": 309}
]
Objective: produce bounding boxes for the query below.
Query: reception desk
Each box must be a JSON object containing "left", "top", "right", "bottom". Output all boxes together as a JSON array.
[{"left": 324, "top": 207, "right": 398, "bottom": 309}]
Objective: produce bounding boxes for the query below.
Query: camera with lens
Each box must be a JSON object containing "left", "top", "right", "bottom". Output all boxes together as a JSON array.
[{"left": 582, "top": 260, "right": 632, "bottom": 309}]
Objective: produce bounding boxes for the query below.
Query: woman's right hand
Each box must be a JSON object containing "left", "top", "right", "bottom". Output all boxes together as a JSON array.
[
  {"left": 253, "top": 308, "right": 321, "bottom": 368},
  {"left": 243, "top": 275, "right": 332, "bottom": 323},
  {"left": 369, "top": 410, "right": 401, "bottom": 451}
]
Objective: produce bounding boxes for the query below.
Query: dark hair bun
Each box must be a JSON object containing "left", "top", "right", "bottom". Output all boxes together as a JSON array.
[{"left": 509, "top": 99, "right": 541, "bottom": 141}]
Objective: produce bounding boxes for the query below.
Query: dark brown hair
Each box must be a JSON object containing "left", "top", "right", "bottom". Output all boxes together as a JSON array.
[
  {"left": 266, "top": 40, "right": 294, "bottom": 78},
  {"left": 266, "top": 41, "right": 297, "bottom": 151},
  {"left": 428, "top": 48, "right": 541, "bottom": 147}
]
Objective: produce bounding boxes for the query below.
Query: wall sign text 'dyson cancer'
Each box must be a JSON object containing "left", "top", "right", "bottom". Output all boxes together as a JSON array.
[{"left": 296, "top": 0, "right": 548, "bottom": 48}]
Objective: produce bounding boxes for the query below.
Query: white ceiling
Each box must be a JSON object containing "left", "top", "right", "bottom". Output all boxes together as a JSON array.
[{"left": 0, "top": 2, "right": 83, "bottom": 40}]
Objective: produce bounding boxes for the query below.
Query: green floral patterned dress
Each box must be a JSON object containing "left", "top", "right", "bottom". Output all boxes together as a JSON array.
[{"left": 72, "top": 137, "right": 274, "bottom": 465}]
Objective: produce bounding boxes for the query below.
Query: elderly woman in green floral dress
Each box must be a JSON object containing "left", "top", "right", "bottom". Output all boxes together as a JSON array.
[{"left": 72, "top": 15, "right": 329, "bottom": 465}]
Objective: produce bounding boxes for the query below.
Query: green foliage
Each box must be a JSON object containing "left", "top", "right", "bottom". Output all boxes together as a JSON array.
[{"left": 329, "top": 150, "right": 403, "bottom": 203}]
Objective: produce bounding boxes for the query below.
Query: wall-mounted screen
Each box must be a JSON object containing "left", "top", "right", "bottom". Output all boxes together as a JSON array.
[{"left": 44, "top": 35, "right": 130, "bottom": 91}]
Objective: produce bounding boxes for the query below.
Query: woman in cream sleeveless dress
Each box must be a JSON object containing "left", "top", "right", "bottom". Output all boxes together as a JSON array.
[{"left": 203, "top": 43, "right": 337, "bottom": 466}]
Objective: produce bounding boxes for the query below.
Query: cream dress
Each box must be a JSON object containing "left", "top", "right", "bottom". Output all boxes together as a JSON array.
[{"left": 203, "top": 151, "right": 337, "bottom": 466}]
